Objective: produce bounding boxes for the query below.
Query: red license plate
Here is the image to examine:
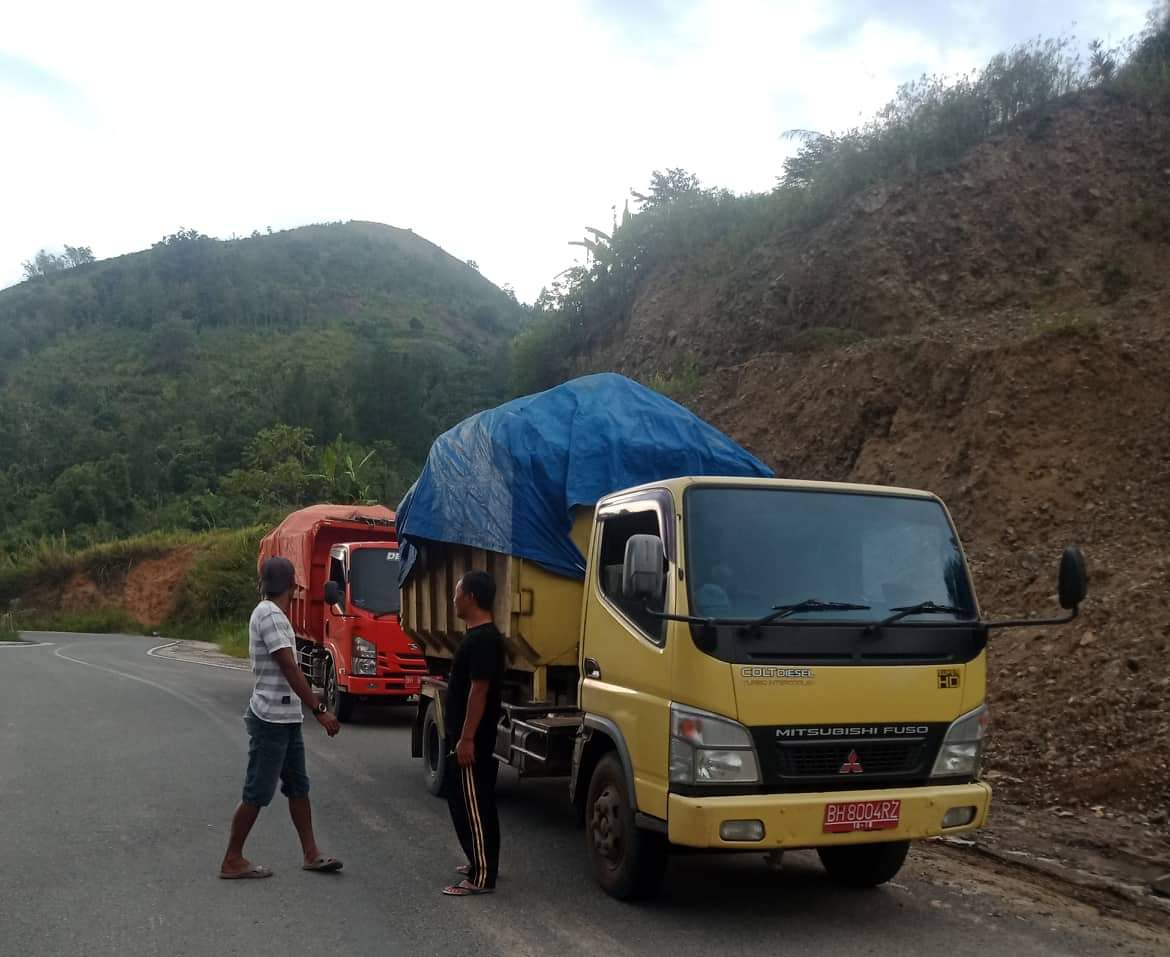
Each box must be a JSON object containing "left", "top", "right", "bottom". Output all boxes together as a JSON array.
[
  {"left": 404, "top": 676, "right": 421, "bottom": 693},
  {"left": 823, "top": 799, "right": 901, "bottom": 833}
]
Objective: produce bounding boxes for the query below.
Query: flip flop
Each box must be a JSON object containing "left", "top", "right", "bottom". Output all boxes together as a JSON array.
[
  {"left": 303, "top": 857, "right": 343, "bottom": 873},
  {"left": 442, "top": 879, "right": 494, "bottom": 896},
  {"left": 219, "top": 864, "right": 273, "bottom": 880}
]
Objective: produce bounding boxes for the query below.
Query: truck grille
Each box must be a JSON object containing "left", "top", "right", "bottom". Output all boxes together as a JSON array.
[
  {"left": 751, "top": 723, "right": 947, "bottom": 792},
  {"left": 778, "top": 740, "right": 927, "bottom": 777}
]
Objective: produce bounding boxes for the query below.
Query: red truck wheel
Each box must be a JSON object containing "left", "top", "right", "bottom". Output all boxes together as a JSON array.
[{"left": 324, "top": 658, "right": 355, "bottom": 723}]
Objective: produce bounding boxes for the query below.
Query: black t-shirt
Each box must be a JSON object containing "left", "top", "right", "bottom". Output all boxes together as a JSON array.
[{"left": 445, "top": 622, "right": 505, "bottom": 754}]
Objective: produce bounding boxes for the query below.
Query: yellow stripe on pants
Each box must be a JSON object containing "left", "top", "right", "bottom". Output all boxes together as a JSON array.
[{"left": 463, "top": 766, "right": 487, "bottom": 888}]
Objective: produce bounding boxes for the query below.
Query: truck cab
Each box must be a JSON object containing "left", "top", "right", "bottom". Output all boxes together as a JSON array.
[
  {"left": 568, "top": 476, "right": 1084, "bottom": 896},
  {"left": 317, "top": 540, "right": 426, "bottom": 720}
]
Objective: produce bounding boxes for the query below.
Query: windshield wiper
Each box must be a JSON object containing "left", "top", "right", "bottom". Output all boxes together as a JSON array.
[
  {"left": 867, "top": 601, "right": 970, "bottom": 633},
  {"left": 742, "top": 599, "right": 871, "bottom": 635}
]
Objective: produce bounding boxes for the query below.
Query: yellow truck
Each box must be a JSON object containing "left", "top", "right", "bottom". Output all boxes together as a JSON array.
[{"left": 398, "top": 376, "right": 1088, "bottom": 899}]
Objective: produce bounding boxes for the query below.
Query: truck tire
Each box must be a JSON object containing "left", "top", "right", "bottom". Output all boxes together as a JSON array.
[
  {"left": 585, "top": 753, "right": 667, "bottom": 900},
  {"left": 421, "top": 701, "right": 447, "bottom": 797},
  {"left": 818, "top": 840, "right": 910, "bottom": 888},
  {"left": 324, "top": 658, "right": 354, "bottom": 723}
]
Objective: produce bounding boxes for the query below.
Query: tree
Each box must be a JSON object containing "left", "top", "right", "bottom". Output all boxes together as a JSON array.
[
  {"left": 21, "top": 244, "right": 94, "bottom": 279},
  {"left": 311, "top": 435, "right": 377, "bottom": 504},
  {"left": 148, "top": 316, "right": 197, "bottom": 372},
  {"left": 630, "top": 168, "right": 703, "bottom": 210},
  {"left": 63, "top": 245, "right": 96, "bottom": 268}
]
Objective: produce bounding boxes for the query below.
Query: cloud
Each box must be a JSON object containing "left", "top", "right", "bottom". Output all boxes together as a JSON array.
[{"left": 0, "top": 0, "right": 1154, "bottom": 300}]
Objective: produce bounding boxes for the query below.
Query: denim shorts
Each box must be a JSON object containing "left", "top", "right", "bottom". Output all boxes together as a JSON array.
[{"left": 242, "top": 709, "right": 310, "bottom": 807}]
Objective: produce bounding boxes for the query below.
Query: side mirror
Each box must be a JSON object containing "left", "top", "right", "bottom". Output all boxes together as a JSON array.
[
  {"left": 324, "top": 581, "right": 343, "bottom": 608},
  {"left": 1058, "top": 545, "right": 1088, "bottom": 610},
  {"left": 622, "top": 534, "right": 666, "bottom": 603}
]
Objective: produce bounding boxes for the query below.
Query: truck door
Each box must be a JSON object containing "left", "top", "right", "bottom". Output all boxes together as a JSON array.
[{"left": 580, "top": 492, "right": 674, "bottom": 820}]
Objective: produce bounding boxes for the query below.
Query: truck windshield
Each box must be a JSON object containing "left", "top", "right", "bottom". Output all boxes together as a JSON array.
[
  {"left": 686, "top": 487, "right": 974, "bottom": 624},
  {"left": 349, "top": 547, "right": 402, "bottom": 616}
]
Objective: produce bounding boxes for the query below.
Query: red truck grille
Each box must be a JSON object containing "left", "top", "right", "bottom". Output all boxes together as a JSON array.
[{"left": 377, "top": 652, "right": 427, "bottom": 677}]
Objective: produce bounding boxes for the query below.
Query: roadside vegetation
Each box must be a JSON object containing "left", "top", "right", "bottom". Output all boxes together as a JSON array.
[
  {"left": 0, "top": 222, "right": 521, "bottom": 561},
  {"left": 512, "top": 3, "right": 1170, "bottom": 393}
]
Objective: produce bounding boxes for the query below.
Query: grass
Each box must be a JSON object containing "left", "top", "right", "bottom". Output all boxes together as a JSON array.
[
  {"left": 645, "top": 358, "right": 703, "bottom": 401},
  {"left": 168, "top": 619, "right": 251, "bottom": 659},
  {"left": 0, "top": 524, "right": 266, "bottom": 655},
  {"left": 0, "top": 612, "right": 21, "bottom": 641},
  {"left": 171, "top": 526, "right": 266, "bottom": 624},
  {"left": 12, "top": 608, "right": 145, "bottom": 635},
  {"left": 0, "top": 529, "right": 199, "bottom": 605}
]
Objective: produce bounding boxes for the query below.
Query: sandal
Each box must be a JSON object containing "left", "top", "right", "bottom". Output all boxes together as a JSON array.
[
  {"left": 443, "top": 879, "right": 494, "bottom": 896},
  {"left": 219, "top": 864, "right": 273, "bottom": 880},
  {"left": 303, "top": 857, "right": 343, "bottom": 873}
]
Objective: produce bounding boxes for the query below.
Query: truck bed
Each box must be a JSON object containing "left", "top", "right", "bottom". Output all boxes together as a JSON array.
[{"left": 401, "top": 511, "right": 592, "bottom": 674}]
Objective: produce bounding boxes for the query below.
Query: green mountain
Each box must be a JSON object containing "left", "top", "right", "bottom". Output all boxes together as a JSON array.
[{"left": 0, "top": 221, "right": 524, "bottom": 551}]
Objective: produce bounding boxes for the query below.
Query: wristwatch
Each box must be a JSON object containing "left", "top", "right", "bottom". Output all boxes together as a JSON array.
[{"left": 313, "top": 701, "right": 328, "bottom": 715}]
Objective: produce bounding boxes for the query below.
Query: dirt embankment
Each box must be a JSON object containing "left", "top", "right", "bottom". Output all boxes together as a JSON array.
[
  {"left": 25, "top": 547, "right": 196, "bottom": 628},
  {"left": 583, "top": 94, "right": 1170, "bottom": 377}
]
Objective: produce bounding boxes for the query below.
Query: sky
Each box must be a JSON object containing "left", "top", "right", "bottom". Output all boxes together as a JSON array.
[{"left": 0, "top": 0, "right": 1152, "bottom": 302}]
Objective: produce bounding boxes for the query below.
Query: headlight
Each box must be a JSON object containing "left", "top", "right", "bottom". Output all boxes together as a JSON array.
[
  {"left": 353, "top": 636, "right": 377, "bottom": 675},
  {"left": 670, "top": 704, "right": 761, "bottom": 785},
  {"left": 931, "top": 704, "right": 989, "bottom": 780}
]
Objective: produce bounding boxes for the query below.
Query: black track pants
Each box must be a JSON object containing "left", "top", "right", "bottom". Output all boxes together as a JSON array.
[{"left": 446, "top": 752, "right": 500, "bottom": 889}]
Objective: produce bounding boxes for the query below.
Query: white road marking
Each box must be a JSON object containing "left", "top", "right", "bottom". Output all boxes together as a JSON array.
[
  {"left": 0, "top": 640, "right": 53, "bottom": 648},
  {"left": 146, "top": 639, "right": 249, "bottom": 672}
]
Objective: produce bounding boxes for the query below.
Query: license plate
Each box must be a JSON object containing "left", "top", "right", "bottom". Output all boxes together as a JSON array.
[
  {"left": 823, "top": 799, "right": 901, "bottom": 833},
  {"left": 405, "top": 677, "right": 421, "bottom": 693}
]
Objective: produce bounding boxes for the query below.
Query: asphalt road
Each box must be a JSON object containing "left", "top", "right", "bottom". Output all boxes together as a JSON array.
[{"left": 1, "top": 633, "right": 1163, "bottom": 957}]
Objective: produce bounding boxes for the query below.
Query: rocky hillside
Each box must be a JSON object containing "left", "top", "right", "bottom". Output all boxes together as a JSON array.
[{"left": 572, "top": 92, "right": 1170, "bottom": 822}]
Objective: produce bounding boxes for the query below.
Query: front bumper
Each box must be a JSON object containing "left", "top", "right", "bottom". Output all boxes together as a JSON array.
[
  {"left": 667, "top": 782, "right": 991, "bottom": 848},
  {"left": 341, "top": 674, "right": 423, "bottom": 697}
]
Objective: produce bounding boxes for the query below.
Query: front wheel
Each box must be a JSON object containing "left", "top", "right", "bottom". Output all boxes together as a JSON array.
[
  {"left": 585, "top": 753, "right": 667, "bottom": 900},
  {"left": 324, "top": 658, "right": 354, "bottom": 723},
  {"left": 421, "top": 701, "right": 448, "bottom": 797},
  {"left": 818, "top": 840, "right": 910, "bottom": 888}
]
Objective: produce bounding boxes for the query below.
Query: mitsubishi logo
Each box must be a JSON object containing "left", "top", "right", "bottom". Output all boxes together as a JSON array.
[{"left": 839, "top": 749, "right": 864, "bottom": 774}]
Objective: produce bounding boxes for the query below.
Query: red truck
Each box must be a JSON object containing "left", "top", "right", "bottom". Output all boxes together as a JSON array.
[{"left": 257, "top": 504, "right": 427, "bottom": 721}]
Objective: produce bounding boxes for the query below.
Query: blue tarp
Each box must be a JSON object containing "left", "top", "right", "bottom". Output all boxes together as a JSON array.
[{"left": 396, "top": 373, "right": 773, "bottom": 580}]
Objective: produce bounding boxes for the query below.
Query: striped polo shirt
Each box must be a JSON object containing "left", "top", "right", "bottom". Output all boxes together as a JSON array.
[{"left": 247, "top": 600, "right": 302, "bottom": 723}]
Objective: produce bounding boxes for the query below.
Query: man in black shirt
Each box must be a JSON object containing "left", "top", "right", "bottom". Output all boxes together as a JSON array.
[{"left": 442, "top": 570, "right": 505, "bottom": 896}]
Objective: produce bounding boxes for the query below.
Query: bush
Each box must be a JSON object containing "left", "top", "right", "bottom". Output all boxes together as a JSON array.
[
  {"left": 644, "top": 358, "right": 703, "bottom": 400},
  {"left": 777, "top": 37, "right": 1086, "bottom": 224},
  {"left": 167, "top": 619, "right": 250, "bottom": 658},
  {"left": 170, "top": 526, "right": 266, "bottom": 624}
]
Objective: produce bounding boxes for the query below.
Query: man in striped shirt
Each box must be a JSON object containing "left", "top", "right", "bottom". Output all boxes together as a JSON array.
[{"left": 219, "top": 556, "right": 343, "bottom": 879}]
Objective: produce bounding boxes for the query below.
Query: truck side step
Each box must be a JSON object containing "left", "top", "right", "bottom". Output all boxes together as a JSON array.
[{"left": 495, "top": 704, "right": 581, "bottom": 778}]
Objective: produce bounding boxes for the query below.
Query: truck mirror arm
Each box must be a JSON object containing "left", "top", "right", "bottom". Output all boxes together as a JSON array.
[{"left": 642, "top": 605, "right": 716, "bottom": 626}]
